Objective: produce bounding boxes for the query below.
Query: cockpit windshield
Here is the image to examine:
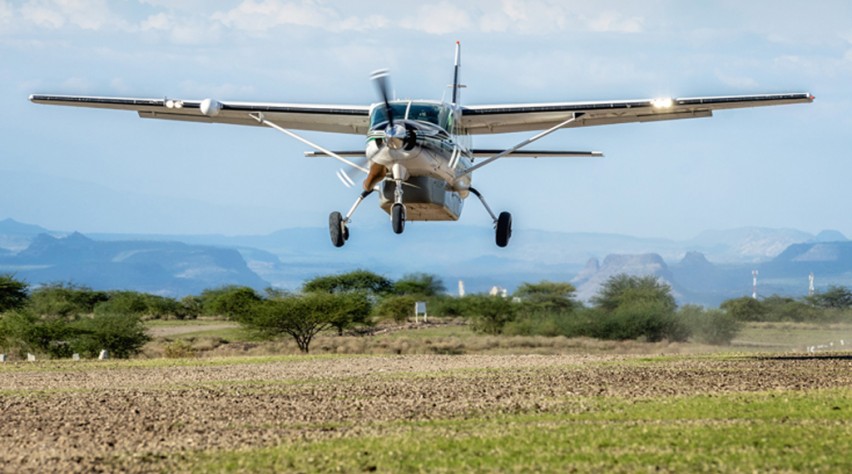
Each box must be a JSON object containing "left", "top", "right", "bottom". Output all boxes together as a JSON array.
[
  {"left": 369, "top": 103, "right": 408, "bottom": 129},
  {"left": 370, "top": 101, "right": 453, "bottom": 131}
]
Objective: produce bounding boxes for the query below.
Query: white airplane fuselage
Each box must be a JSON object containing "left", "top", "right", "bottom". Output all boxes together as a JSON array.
[{"left": 364, "top": 100, "right": 473, "bottom": 221}]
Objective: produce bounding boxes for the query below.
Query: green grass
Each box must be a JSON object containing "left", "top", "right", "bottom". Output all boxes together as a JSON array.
[
  {"left": 185, "top": 389, "right": 851, "bottom": 473},
  {"left": 734, "top": 322, "right": 852, "bottom": 349},
  {"left": 0, "top": 353, "right": 366, "bottom": 372}
]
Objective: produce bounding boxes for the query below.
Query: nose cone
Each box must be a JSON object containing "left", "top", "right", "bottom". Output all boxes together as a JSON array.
[{"left": 385, "top": 123, "right": 407, "bottom": 150}]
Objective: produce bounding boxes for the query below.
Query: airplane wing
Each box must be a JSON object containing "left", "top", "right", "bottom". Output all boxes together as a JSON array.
[
  {"left": 460, "top": 93, "right": 814, "bottom": 134},
  {"left": 28, "top": 94, "right": 372, "bottom": 135}
]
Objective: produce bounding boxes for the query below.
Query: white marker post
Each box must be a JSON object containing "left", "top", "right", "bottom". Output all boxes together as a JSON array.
[
  {"left": 415, "top": 301, "right": 427, "bottom": 323},
  {"left": 27, "top": 353, "right": 36, "bottom": 362},
  {"left": 98, "top": 349, "right": 109, "bottom": 360}
]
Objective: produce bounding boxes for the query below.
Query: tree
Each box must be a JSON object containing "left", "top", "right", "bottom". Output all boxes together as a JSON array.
[
  {"left": 591, "top": 275, "right": 676, "bottom": 314},
  {"left": 514, "top": 281, "right": 577, "bottom": 313},
  {"left": 70, "top": 312, "right": 150, "bottom": 358},
  {"left": 393, "top": 273, "right": 445, "bottom": 297},
  {"left": 466, "top": 295, "right": 518, "bottom": 335},
  {"left": 0, "top": 274, "right": 28, "bottom": 313},
  {"left": 374, "top": 295, "right": 418, "bottom": 322},
  {"left": 678, "top": 305, "right": 742, "bottom": 345},
  {"left": 808, "top": 285, "right": 852, "bottom": 309},
  {"left": 95, "top": 291, "right": 195, "bottom": 320},
  {"left": 720, "top": 297, "right": 766, "bottom": 322},
  {"left": 244, "top": 292, "right": 371, "bottom": 353},
  {"left": 589, "top": 274, "right": 684, "bottom": 341},
  {"left": 303, "top": 270, "right": 393, "bottom": 296},
  {"left": 28, "top": 283, "right": 108, "bottom": 317},
  {"left": 198, "top": 286, "right": 262, "bottom": 321}
]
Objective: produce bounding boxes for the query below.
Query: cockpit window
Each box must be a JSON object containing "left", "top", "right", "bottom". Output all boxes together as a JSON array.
[
  {"left": 370, "top": 102, "right": 454, "bottom": 131},
  {"left": 407, "top": 104, "right": 440, "bottom": 125},
  {"left": 369, "top": 103, "right": 409, "bottom": 129}
]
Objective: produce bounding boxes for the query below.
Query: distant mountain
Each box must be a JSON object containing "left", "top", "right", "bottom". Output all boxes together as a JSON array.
[
  {"left": 0, "top": 218, "right": 58, "bottom": 252},
  {"left": 811, "top": 230, "right": 848, "bottom": 242},
  {"left": 4, "top": 217, "right": 849, "bottom": 303},
  {"left": 572, "top": 253, "right": 681, "bottom": 303},
  {"left": 686, "top": 227, "right": 815, "bottom": 262},
  {"left": 0, "top": 232, "right": 269, "bottom": 296}
]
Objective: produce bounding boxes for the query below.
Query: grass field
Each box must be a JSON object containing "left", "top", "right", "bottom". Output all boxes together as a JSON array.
[
  {"left": 143, "top": 319, "right": 852, "bottom": 358},
  {"left": 1, "top": 351, "right": 849, "bottom": 472}
]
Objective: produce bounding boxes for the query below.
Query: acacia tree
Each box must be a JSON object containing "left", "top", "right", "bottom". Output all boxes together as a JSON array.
[
  {"left": 808, "top": 285, "right": 852, "bottom": 309},
  {"left": 303, "top": 270, "right": 393, "bottom": 296},
  {"left": 0, "top": 274, "right": 28, "bottom": 313},
  {"left": 245, "top": 292, "right": 371, "bottom": 353},
  {"left": 393, "top": 273, "right": 445, "bottom": 296},
  {"left": 514, "top": 281, "right": 577, "bottom": 313},
  {"left": 589, "top": 274, "right": 685, "bottom": 342}
]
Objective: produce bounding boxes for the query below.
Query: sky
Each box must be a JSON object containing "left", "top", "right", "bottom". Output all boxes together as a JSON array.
[{"left": 1, "top": 0, "right": 851, "bottom": 240}]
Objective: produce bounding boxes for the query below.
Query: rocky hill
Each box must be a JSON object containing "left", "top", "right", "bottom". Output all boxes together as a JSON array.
[{"left": 0, "top": 231, "right": 269, "bottom": 296}]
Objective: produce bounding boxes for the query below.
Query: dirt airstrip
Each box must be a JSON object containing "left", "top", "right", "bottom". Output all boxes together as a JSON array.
[{"left": 1, "top": 353, "right": 850, "bottom": 472}]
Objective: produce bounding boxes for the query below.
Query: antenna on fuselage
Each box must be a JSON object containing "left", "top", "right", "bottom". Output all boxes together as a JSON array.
[{"left": 451, "top": 41, "right": 466, "bottom": 105}]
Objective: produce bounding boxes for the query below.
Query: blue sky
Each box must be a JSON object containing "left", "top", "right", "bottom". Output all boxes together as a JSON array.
[{"left": 2, "top": 0, "right": 850, "bottom": 239}]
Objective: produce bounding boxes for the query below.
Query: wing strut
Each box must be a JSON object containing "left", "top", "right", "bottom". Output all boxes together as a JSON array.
[
  {"left": 250, "top": 113, "right": 369, "bottom": 173},
  {"left": 456, "top": 113, "right": 586, "bottom": 178}
]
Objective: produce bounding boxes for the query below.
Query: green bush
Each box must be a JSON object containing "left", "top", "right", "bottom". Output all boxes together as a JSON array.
[
  {"left": 198, "top": 286, "right": 262, "bottom": 320},
  {"left": 70, "top": 312, "right": 150, "bottom": 359},
  {"left": 244, "top": 292, "right": 371, "bottom": 353},
  {"left": 95, "top": 291, "right": 196, "bottom": 320},
  {"left": 0, "top": 309, "right": 148, "bottom": 359},
  {"left": 466, "top": 295, "right": 518, "bottom": 335},
  {"left": 678, "top": 305, "right": 741, "bottom": 345},
  {"left": 0, "top": 274, "right": 29, "bottom": 313},
  {"left": 503, "top": 311, "right": 573, "bottom": 337},
  {"left": 374, "top": 295, "right": 418, "bottom": 322},
  {"left": 28, "top": 284, "right": 108, "bottom": 317},
  {"left": 514, "top": 281, "right": 578, "bottom": 314},
  {"left": 163, "top": 339, "right": 197, "bottom": 358}
]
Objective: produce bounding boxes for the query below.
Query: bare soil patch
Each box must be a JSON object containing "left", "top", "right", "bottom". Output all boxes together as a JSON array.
[{"left": 1, "top": 353, "right": 849, "bottom": 472}]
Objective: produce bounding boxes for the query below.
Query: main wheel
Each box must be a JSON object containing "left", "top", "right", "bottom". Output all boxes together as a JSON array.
[
  {"left": 391, "top": 203, "right": 406, "bottom": 234},
  {"left": 329, "top": 211, "right": 345, "bottom": 247},
  {"left": 496, "top": 211, "right": 512, "bottom": 247}
]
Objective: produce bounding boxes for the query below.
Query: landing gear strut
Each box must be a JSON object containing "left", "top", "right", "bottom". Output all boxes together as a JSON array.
[
  {"left": 470, "top": 187, "right": 512, "bottom": 248},
  {"left": 328, "top": 189, "right": 374, "bottom": 247},
  {"left": 390, "top": 163, "right": 407, "bottom": 235}
]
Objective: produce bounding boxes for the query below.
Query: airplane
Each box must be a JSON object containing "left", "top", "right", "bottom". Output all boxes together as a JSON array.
[{"left": 30, "top": 42, "right": 813, "bottom": 248}]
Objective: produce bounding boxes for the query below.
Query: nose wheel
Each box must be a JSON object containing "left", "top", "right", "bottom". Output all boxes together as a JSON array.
[{"left": 391, "top": 203, "right": 406, "bottom": 234}]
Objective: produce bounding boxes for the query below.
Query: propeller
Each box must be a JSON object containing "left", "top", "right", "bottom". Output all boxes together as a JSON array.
[
  {"left": 371, "top": 69, "right": 394, "bottom": 126},
  {"left": 370, "top": 69, "right": 410, "bottom": 150}
]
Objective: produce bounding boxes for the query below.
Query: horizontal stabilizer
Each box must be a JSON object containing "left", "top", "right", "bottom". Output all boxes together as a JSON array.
[{"left": 471, "top": 149, "right": 603, "bottom": 158}]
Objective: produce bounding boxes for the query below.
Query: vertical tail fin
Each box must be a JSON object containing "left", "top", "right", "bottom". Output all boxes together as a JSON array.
[{"left": 451, "top": 41, "right": 461, "bottom": 105}]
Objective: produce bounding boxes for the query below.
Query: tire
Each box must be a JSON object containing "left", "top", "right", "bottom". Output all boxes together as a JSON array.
[
  {"left": 496, "top": 211, "right": 512, "bottom": 247},
  {"left": 329, "top": 211, "right": 345, "bottom": 247},
  {"left": 392, "top": 203, "right": 405, "bottom": 234}
]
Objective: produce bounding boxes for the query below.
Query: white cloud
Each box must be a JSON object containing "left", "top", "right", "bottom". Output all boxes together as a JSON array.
[
  {"left": 211, "top": 0, "right": 337, "bottom": 31},
  {"left": 140, "top": 12, "right": 170, "bottom": 31},
  {"left": 584, "top": 12, "right": 644, "bottom": 33},
  {"left": 714, "top": 71, "right": 760, "bottom": 90},
  {"left": 399, "top": 2, "right": 471, "bottom": 35},
  {"left": 19, "top": 0, "right": 129, "bottom": 31},
  {"left": 178, "top": 80, "right": 256, "bottom": 99}
]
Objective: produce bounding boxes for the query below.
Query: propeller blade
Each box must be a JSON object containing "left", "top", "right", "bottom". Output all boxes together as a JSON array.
[
  {"left": 336, "top": 156, "right": 369, "bottom": 188},
  {"left": 371, "top": 69, "right": 394, "bottom": 127}
]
